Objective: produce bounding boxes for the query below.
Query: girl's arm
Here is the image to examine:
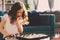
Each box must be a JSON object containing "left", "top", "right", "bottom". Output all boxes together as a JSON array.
[
  {"left": 16, "top": 17, "right": 23, "bottom": 33},
  {"left": 0, "top": 17, "right": 8, "bottom": 37}
]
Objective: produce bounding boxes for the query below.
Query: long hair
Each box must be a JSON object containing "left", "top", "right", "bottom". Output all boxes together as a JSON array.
[{"left": 8, "top": 2, "right": 25, "bottom": 24}]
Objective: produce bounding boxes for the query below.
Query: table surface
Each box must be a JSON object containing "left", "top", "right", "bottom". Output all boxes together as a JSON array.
[
  {"left": 4, "top": 33, "right": 50, "bottom": 40},
  {"left": 16, "top": 33, "right": 50, "bottom": 40}
]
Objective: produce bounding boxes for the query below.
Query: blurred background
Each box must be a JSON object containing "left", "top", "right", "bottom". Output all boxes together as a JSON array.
[
  {"left": 0, "top": 0, "right": 60, "bottom": 34},
  {"left": 0, "top": 0, "right": 60, "bottom": 12},
  {"left": 1, "top": 0, "right": 60, "bottom": 40}
]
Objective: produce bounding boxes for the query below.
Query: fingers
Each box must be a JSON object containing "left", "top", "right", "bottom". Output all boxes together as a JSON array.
[{"left": 9, "top": 34, "right": 16, "bottom": 37}]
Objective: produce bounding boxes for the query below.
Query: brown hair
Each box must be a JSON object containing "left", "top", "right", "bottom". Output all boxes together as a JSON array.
[{"left": 8, "top": 2, "right": 25, "bottom": 24}]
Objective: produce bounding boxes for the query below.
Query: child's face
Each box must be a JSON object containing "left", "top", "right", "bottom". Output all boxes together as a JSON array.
[{"left": 17, "top": 9, "right": 23, "bottom": 17}]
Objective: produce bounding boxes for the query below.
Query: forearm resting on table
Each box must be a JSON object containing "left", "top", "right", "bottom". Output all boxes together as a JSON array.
[
  {"left": 0, "top": 28, "right": 8, "bottom": 37},
  {"left": 0, "top": 23, "right": 8, "bottom": 37},
  {"left": 16, "top": 23, "right": 23, "bottom": 33}
]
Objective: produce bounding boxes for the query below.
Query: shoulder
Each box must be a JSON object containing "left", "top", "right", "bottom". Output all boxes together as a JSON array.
[
  {"left": 0, "top": 14, "right": 7, "bottom": 26},
  {"left": 2, "top": 14, "right": 8, "bottom": 21},
  {"left": 3, "top": 14, "right": 8, "bottom": 18},
  {"left": 3, "top": 14, "right": 8, "bottom": 17}
]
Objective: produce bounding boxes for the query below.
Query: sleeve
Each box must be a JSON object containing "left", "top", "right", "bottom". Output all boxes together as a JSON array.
[{"left": 2, "top": 14, "right": 8, "bottom": 21}]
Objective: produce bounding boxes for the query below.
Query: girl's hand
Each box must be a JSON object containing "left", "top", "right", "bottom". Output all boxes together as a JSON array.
[
  {"left": 16, "top": 17, "right": 29, "bottom": 25},
  {"left": 16, "top": 17, "right": 23, "bottom": 25},
  {"left": 23, "top": 20, "right": 29, "bottom": 25},
  {"left": 23, "top": 18, "right": 29, "bottom": 25},
  {"left": 9, "top": 34, "right": 16, "bottom": 37}
]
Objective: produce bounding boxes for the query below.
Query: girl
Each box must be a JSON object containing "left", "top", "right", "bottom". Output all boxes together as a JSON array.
[{"left": 0, "top": 2, "right": 29, "bottom": 39}]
